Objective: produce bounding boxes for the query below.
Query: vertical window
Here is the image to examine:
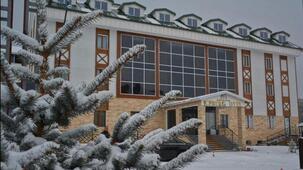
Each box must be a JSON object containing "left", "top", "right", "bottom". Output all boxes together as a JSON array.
[
  {"left": 282, "top": 85, "right": 289, "bottom": 97},
  {"left": 129, "top": 7, "right": 140, "bottom": 17},
  {"left": 242, "top": 55, "right": 251, "bottom": 67},
  {"left": 159, "top": 13, "right": 170, "bottom": 22},
  {"left": 220, "top": 114, "right": 229, "bottom": 128},
  {"left": 167, "top": 109, "right": 176, "bottom": 129},
  {"left": 208, "top": 47, "right": 236, "bottom": 93},
  {"left": 244, "top": 82, "right": 252, "bottom": 94},
  {"left": 120, "top": 34, "right": 156, "bottom": 96},
  {"left": 214, "top": 23, "right": 223, "bottom": 32},
  {"left": 58, "top": 0, "right": 71, "bottom": 5},
  {"left": 265, "top": 57, "right": 273, "bottom": 70},
  {"left": 159, "top": 40, "right": 206, "bottom": 97},
  {"left": 268, "top": 116, "right": 275, "bottom": 129},
  {"left": 187, "top": 18, "right": 197, "bottom": 27},
  {"left": 97, "top": 34, "right": 108, "bottom": 49},
  {"left": 239, "top": 28, "right": 247, "bottom": 36},
  {"left": 280, "top": 59, "right": 287, "bottom": 71},
  {"left": 266, "top": 84, "right": 274, "bottom": 96},
  {"left": 95, "top": 1, "right": 108, "bottom": 11},
  {"left": 260, "top": 31, "right": 268, "bottom": 39},
  {"left": 94, "top": 111, "right": 106, "bottom": 127},
  {"left": 278, "top": 35, "right": 286, "bottom": 43},
  {"left": 246, "top": 115, "right": 253, "bottom": 128}
]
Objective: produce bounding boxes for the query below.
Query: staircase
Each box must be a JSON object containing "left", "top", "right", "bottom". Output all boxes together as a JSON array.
[
  {"left": 266, "top": 126, "right": 299, "bottom": 145},
  {"left": 206, "top": 135, "right": 238, "bottom": 151}
]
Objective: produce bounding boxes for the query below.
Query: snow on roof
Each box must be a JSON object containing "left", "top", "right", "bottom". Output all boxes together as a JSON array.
[
  {"left": 226, "top": 30, "right": 243, "bottom": 39},
  {"left": 116, "top": 14, "right": 129, "bottom": 20},
  {"left": 163, "top": 91, "right": 251, "bottom": 108},
  {"left": 174, "top": 21, "right": 190, "bottom": 29},
  {"left": 249, "top": 35, "right": 269, "bottom": 43},
  {"left": 201, "top": 26, "right": 218, "bottom": 34},
  {"left": 145, "top": 17, "right": 160, "bottom": 24}
]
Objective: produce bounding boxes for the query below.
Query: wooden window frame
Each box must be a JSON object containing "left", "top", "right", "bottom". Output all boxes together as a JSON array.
[
  {"left": 264, "top": 53, "right": 275, "bottom": 116},
  {"left": 242, "top": 50, "right": 253, "bottom": 115},
  {"left": 116, "top": 31, "right": 238, "bottom": 99},
  {"left": 280, "top": 56, "right": 291, "bottom": 117}
]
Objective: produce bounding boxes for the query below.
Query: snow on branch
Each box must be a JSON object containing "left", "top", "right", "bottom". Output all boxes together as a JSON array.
[
  {"left": 36, "top": 0, "right": 48, "bottom": 43},
  {"left": 82, "top": 44, "right": 146, "bottom": 96},
  {"left": 144, "top": 118, "right": 202, "bottom": 151},
  {"left": 1, "top": 26, "right": 41, "bottom": 51},
  {"left": 159, "top": 144, "right": 207, "bottom": 170},
  {"left": 118, "top": 90, "right": 181, "bottom": 141},
  {"left": 43, "top": 78, "right": 65, "bottom": 90},
  {"left": 6, "top": 142, "right": 59, "bottom": 169},
  {"left": 15, "top": 49, "right": 43, "bottom": 66},
  {"left": 112, "top": 112, "right": 130, "bottom": 143},
  {"left": 10, "top": 65, "right": 39, "bottom": 82},
  {"left": 47, "top": 67, "right": 70, "bottom": 77},
  {"left": 58, "top": 124, "right": 96, "bottom": 141},
  {"left": 1, "top": 111, "right": 16, "bottom": 130}
]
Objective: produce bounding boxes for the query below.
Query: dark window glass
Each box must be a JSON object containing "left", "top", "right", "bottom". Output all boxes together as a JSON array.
[
  {"left": 218, "top": 60, "right": 226, "bottom": 71},
  {"left": 133, "top": 69, "right": 143, "bottom": 82},
  {"left": 172, "top": 54, "right": 182, "bottom": 66},
  {"left": 184, "top": 74, "right": 194, "bottom": 86},
  {"left": 172, "top": 42, "right": 182, "bottom": 54},
  {"left": 145, "top": 70, "right": 155, "bottom": 83},
  {"left": 145, "top": 51, "right": 154, "bottom": 63},
  {"left": 184, "top": 87, "right": 195, "bottom": 97},
  {"left": 171, "top": 66, "right": 182, "bottom": 72},
  {"left": 160, "top": 71, "right": 171, "bottom": 84},
  {"left": 121, "top": 68, "right": 132, "bottom": 81},
  {"left": 160, "top": 65, "right": 170, "bottom": 71},
  {"left": 121, "top": 82, "right": 132, "bottom": 93},
  {"left": 209, "top": 59, "right": 217, "bottom": 70},
  {"left": 133, "top": 62, "right": 143, "bottom": 68},
  {"left": 226, "top": 50, "right": 234, "bottom": 60},
  {"left": 184, "top": 68, "right": 194, "bottom": 73},
  {"left": 172, "top": 73, "right": 182, "bottom": 85},
  {"left": 218, "top": 49, "right": 225, "bottom": 60},
  {"left": 210, "top": 76, "right": 217, "bottom": 88},
  {"left": 184, "top": 56, "right": 194, "bottom": 67},
  {"left": 122, "top": 35, "right": 132, "bottom": 47},
  {"left": 145, "top": 84, "right": 155, "bottom": 95},
  {"left": 160, "top": 53, "right": 170, "bottom": 65},
  {"left": 133, "top": 83, "right": 143, "bottom": 94},
  {"left": 227, "top": 78, "right": 235, "bottom": 89},
  {"left": 183, "top": 44, "right": 193, "bottom": 55},
  {"left": 133, "top": 36, "right": 144, "bottom": 45},
  {"left": 195, "top": 57, "right": 204, "bottom": 69},
  {"left": 196, "top": 88, "right": 205, "bottom": 96},
  {"left": 227, "top": 61, "right": 234, "bottom": 72},
  {"left": 195, "top": 75, "right": 205, "bottom": 86},
  {"left": 160, "top": 41, "right": 170, "bottom": 52},
  {"left": 195, "top": 46, "right": 204, "bottom": 57},
  {"left": 167, "top": 110, "right": 176, "bottom": 129},
  {"left": 219, "top": 78, "right": 226, "bottom": 88},
  {"left": 160, "top": 85, "right": 171, "bottom": 95},
  {"left": 145, "top": 38, "right": 155, "bottom": 50},
  {"left": 208, "top": 48, "right": 216, "bottom": 58}
]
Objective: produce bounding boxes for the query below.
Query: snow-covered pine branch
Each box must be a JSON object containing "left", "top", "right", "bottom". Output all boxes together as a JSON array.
[
  {"left": 36, "top": 0, "right": 48, "bottom": 43},
  {"left": 15, "top": 49, "right": 43, "bottom": 66},
  {"left": 43, "top": 78, "right": 65, "bottom": 90},
  {"left": 1, "top": 26, "right": 41, "bottom": 51},
  {"left": 112, "top": 112, "right": 130, "bottom": 143},
  {"left": 10, "top": 65, "right": 40, "bottom": 82},
  {"left": 117, "top": 90, "right": 181, "bottom": 142},
  {"left": 58, "top": 124, "right": 97, "bottom": 141},
  {"left": 159, "top": 144, "right": 207, "bottom": 170},
  {"left": 82, "top": 44, "right": 146, "bottom": 96},
  {"left": 47, "top": 67, "right": 70, "bottom": 77}
]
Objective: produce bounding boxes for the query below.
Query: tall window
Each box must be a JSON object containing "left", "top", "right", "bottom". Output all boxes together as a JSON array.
[
  {"left": 159, "top": 13, "right": 170, "bottom": 22},
  {"left": 167, "top": 109, "right": 176, "bottom": 129},
  {"left": 244, "top": 82, "right": 252, "bottom": 94},
  {"left": 220, "top": 114, "right": 229, "bottom": 128},
  {"left": 266, "top": 84, "right": 274, "bottom": 96},
  {"left": 214, "top": 23, "right": 223, "bottom": 32},
  {"left": 159, "top": 40, "right": 206, "bottom": 97},
  {"left": 265, "top": 57, "right": 273, "bottom": 70},
  {"left": 120, "top": 34, "right": 156, "bottom": 96},
  {"left": 278, "top": 35, "right": 286, "bottom": 43},
  {"left": 95, "top": 1, "right": 108, "bottom": 11},
  {"left": 239, "top": 28, "right": 247, "bottom": 36},
  {"left": 208, "top": 47, "right": 236, "bottom": 93},
  {"left": 268, "top": 116, "right": 275, "bottom": 129},
  {"left": 260, "top": 31, "right": 268, "bottom": 39},
  {"left": 187, "top": 18, "right": 197, "bottom": 28},
  {"left": 246, "top": 115, "right": 253, "bottom": 128},
  {"left": 94, "top": 111, "right": 106, "bottom": 127},
  {"left": 129, "top": 7, "right": 140, "bottom": 17},
  {"left": 242, "top": 55, "right": 251, "bottom": 67}
]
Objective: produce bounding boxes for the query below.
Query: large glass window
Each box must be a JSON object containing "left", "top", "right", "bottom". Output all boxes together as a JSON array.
[
  {"left": 159, "top": 40, "right": 205, "bottom": 97},
  {"left": 120, "top": 34, "right": 156, "bottom": 96},
  {"left": 208, "top": 47, "right": 236, "bottom": 93}
]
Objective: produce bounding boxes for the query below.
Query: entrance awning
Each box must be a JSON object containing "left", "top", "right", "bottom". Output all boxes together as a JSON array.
[{"left": 163, "top": 91, "right": 251, "bottom": 108}]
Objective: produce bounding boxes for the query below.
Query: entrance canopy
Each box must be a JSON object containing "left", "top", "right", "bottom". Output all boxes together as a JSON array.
[{"left": 163, "top": 91, "right": 251, "bottom": 108}]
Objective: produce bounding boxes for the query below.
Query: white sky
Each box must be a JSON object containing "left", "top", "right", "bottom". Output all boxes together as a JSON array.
[{"left": 115, "top": 0, "right": 303, "bottom": 98}]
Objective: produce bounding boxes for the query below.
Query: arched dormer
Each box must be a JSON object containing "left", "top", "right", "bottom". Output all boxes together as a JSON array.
[
  {"left": 149, "top": 8, "right": 176, "bottom": 23},
  {"left": 118, "top": 1, "right": 146, "bottom": 18},
  {"left": 177, "top": 14, "right": 202, "bottom": 28}
]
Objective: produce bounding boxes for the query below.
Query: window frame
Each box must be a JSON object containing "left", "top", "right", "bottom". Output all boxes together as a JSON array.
[
  {"left": 260, "top": 31, "right": 268, "bottom": 40},
  {"left": 239, "top": 27, "right": 247, "bottom": 36},
  {"left": 246, "top": 115, "right": 253, "bottom": 128},
  {"left": 116, "top": 32, "right": 238, "bottom": 99},
  {"left": 187, "top": 18, "right": 198, "bottom": 28},
  {"left": 128, "top": 7, "right": 140, "bottom": 17},
  {"left": 159, "top": 13, "right": 170, "bottom": 22},
  {"left": 278, "top": 35, "right": 286, "bottom": 43},
  {"left": 214, "top": 23, "right": 223, "bottom": 32},
  {"left": 94, "top": 111, "right": 106, "bottom": 127}
]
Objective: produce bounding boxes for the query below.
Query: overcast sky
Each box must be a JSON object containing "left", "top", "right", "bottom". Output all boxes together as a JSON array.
[{"left": 115, "top": 0, "right": 303, "bottom": 98}]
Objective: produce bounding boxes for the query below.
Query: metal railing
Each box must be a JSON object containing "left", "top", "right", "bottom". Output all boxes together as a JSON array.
[
  {"left": 218, "top": 125, "right": 240, "bottom": 147},
  {"left": 266, "top": 125, "right": 299, "bottom": 145}
]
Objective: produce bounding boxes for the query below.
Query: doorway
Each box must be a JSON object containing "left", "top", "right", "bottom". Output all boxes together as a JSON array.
[
  {"left": 182, "top": 106, "right": 198, "bottom": 143},
  {"left": 206, "top": 107, "right": 217, "bottom": 135}
]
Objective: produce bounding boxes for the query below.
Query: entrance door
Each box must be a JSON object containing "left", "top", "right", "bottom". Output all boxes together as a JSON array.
[
  {"left": 182, "top": 106, "right": 198, "bottom": 143},
  {"left": 206, "top": 107, "right": 216, "bottom": 135}
]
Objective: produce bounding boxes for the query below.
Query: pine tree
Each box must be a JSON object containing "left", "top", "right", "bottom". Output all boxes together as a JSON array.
[{"left": 0, "top": 0, "right": 207, "bottom": 169}]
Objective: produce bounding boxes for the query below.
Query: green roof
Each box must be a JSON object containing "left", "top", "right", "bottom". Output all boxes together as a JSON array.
[
  {"left": 228, "top": 23, "right": 252, "bottom": 30},
  {"left": 177, "top": 13, "right": 202, "bottom": 21},
  {"left": 149, "top": 8, "right": 176, "bottom": 16},
  {"left": 203, "top": 18, "right": 228, "bottom": 25},
  {"left": 250, "top": 27, "right": 272, "bottom": 34},
  {"left": 118, "top": 1, "right": 146, "bottom": 10},
  {"left": 271, "top": 31, "right": 290, "bottom": 37}
]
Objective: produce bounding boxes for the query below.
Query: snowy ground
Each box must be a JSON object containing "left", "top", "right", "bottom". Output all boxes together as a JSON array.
[{"left": 183, "top": 146, "right": 300, "bottom": 170}]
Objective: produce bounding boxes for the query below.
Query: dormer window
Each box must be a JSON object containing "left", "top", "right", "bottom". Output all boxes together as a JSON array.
[
  {"left": 239, "top": 28, "right": 247, "bottom": 36},
  {"left": 159, "top": 13, "right": 170, "bottom": 22},
  {"left": 129, "top": 7, "right": 140, "bottom": 17},
  {"left": 260, "top": 31, "right": 268, "bottom": 39},
  {"left": 95, "top": 1, "right": 108, "bottom": 11},
  {"left": 188, "top": 18, "right": 197, "bottom": 27},
  {"left": 214, "top": 23, "right": 223, "bottom": 32},
  {"left": 278, "top": 35, "right": 286, "bottom": 43}
]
